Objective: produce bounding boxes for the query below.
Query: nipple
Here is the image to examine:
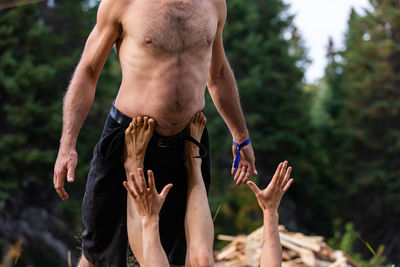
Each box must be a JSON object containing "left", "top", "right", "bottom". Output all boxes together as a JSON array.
[
  {"left": 207, "top": 37, "right": 212, "bottom": 45},
  {"left": 144, "top": 36, "right": 152, "bottom": 44}
]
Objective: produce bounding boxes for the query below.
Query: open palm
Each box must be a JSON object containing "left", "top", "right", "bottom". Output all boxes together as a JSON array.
[
  {"left": 123, "top": 168, "right": 173, "bottom": 218},
  {"left": 247, "top": 161, "right": 293, "bottom": 212}
]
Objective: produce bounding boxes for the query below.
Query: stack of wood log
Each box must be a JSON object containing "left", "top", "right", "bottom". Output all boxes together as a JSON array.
[{"left": 214, "top": 225, "right": 359, "bottom": 267}]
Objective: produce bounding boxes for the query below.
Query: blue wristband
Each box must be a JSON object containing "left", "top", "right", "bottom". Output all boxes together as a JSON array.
[{"left": 233, "top": 138, "right": 251, "bottom": 169}]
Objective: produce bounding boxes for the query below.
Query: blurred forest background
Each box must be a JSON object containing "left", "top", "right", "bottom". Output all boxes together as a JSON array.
[{"left": 0, "top": 0, "right": 399, "bottom": 266}]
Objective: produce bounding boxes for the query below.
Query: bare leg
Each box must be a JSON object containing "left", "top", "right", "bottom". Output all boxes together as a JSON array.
[
  {"left": 124, "top": 116, "right": 155, "bottom": 266},
  {"left": 184, "top": 112, "right": 214, "bottom": 267},
  {"left": 77, "top": 254, "right": 95, "bottom": 267}
]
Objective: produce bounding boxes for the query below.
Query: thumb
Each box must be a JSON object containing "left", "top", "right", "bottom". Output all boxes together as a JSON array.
[
  {"left": 232, "top": 145, "right": 238, "bottom": 156},
  {"left": 231, "top": 145, "right": 238, "bottom": 175},
  {"left": 246, "top": 181, "right": 261, "bottom": 196},
  {"left": 67, "top": 160, "right": 77, "bottom": 183},
  {"left": 160, "top": 184, "right": 173, "bottom": 199},
  {"left": 231, "top": 162, "right": 237, "bottom": 175}
]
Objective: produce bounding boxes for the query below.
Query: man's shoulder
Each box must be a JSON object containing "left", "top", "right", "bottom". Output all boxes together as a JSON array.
[
  {"left": 210, "top": 0, "right": 226, "bottom": 9},
  {"left": 99, "top": 0, "right": 131, "bottom": 8},
  {"left": 98, "top": 0, "right": 132, "bottom": 22},
  {"left": 209, "top": 0, "right": 226, "bottom": 25}
]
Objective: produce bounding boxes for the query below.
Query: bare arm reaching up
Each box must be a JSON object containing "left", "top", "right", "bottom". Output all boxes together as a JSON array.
[
  {"left": 183, "top": 112, "right": 215, "bottom": 266},
  {"left": 123, "top": 169, "right": 172, "bottom": 267},
  {"left": 247, "top": 161, "right": 294, "bottom": 267},
  {"left": 53, "top": 0, "right": 123, "bottom": 200},
  {"left": 208, "top": 0, "right": 257, "bottom": 185}
]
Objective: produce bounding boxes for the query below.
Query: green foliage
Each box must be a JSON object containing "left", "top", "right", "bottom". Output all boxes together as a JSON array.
[
  {"left": 208, "top": 0, "right": 334, "bottom": 242},
  {"left": 2, "top": 0, "right": 400, "bottom": 265},
  {"left": 328, "top": 219, "right": 391, "bottom": 267},
  {"left": 328, "top": 219, "right": 359, "bottom": 254},
  {"left": 321, "top": 0, "right": 400, "bottom": 262},
  {"left": 0, "top": 5, "right": 60, "bottom": 201},
  {"left": 0, "top": 1, "right": 120, "bottom": 264}
]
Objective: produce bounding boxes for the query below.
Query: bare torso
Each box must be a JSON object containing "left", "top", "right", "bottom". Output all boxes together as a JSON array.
[{"left": 114, "top": 0, "right": 219, "bottom": 136}]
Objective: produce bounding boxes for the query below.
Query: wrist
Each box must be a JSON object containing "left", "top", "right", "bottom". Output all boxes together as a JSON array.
[
  {"left": 232, "top": 132, "right": 250, "bottom": 144},
  {"left": 141, "top": 215, "right": 160, "bottom": 227},
  {"left": 59, "top": 144, "right": 77, "bottom": 153},
  {"left": 60, "top": 136, "right": 77, "bottom": 149},
  {"left": 263, "top": 209, "right": 279, "bottom": 220}
]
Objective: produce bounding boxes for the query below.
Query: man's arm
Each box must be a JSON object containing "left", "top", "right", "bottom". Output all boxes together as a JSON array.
[
  {"left": 247, "top": 161, "right": 294, "bottom": 267},
  {"left": 53, "top": 0, "right": 122, "bottom": 200},
  {"left": 123, "top": 170, "right": 172, "bottom": 267},
  {"left": 207, "top": 0, "right": 257, "bottom": 185}
]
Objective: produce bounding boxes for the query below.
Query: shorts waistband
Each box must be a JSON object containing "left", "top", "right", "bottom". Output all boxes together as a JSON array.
[
  {"left": 109, "top": 102, "right": 185, "bottom": 142},
  {"left": 109, "top": 102, "right": 132, "bottom": 126}
]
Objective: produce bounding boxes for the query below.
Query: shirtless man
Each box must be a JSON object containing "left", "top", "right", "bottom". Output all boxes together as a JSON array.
[
  {"left": 123, "top": 113, "right": 293, "bottom": 267},
  {"left": 53, "top": 0, "right": 256, "bottom": 265}
]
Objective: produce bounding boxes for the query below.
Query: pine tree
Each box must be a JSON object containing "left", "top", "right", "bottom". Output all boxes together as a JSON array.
[
  {"left": 323, "top": 1, "right": 400, "bottom": 262},
  {"left": 0, "top": 4, "right": 59, "bottom": 199},
  {"left": 206, "top": 0, "right": 332, "bottom": 238},
  {"left": 0, "top": 1, "right": 121, "bottom": 264}
]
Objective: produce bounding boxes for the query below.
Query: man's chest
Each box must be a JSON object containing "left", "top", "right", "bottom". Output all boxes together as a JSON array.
[{"left": 122, "top": 0, "right": 217, "bottom": 53}]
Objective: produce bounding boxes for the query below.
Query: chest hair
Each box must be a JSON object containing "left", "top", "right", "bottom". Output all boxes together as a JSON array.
[{"left": 142, "top": 0, "right": 213, "bottom": 52}]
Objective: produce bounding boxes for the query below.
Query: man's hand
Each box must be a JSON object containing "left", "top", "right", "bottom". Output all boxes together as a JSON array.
[
  {"left": 123, "top": 168, "right": 173, "bottom": 219},
  {"left": 247, "top": 161, "right": 293, "bottom": 212},
  {"left": 232, "top": 142, "right": 257, "bottom": 185},
  {"left": 53, "top": 146, "right": 78, "bottom": 200}
]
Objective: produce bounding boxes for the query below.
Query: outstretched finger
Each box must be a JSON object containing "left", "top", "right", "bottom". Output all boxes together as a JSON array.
[
  {"left": 123, "top": 181, "right": 137, "bottom": 198},
  {"left": 247, "top": 181, "right": 261, "bottom": 196},
  {"left": 281, "top": 160, "right": 288, "bottom": 175},
  {"left": 271, "top": 162, "right": 283, "bottom": 184},
  {"left": 282, "top": 166, "right": 292, "bottom": 187},
  {"left": 278, "top": 161, "right": 287, "bottom": 184},
  {"left": 160, "top": 184, "right": 173, "bottom": 199},
  {"left": 148, "top": 170, "right": 157, "bottom": 194},
  {"left": 137, "top": 168, "right": 147, "bottom": 193},
  {"left": 283, "top": 178, "right": 294, "bottom": 193}
]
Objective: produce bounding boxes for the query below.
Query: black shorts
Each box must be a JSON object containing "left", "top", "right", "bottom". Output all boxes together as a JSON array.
[{"left": 82, "top": 103, "right": 212, "bottom": 267}]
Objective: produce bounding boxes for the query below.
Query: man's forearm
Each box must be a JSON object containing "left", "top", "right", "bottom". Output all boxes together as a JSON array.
[
  {"left": 141, "top": 217, "right": 169, "bottom": 267},
  {"left": 208, "top": 62, "right": 249, "bottom": 142},
  {"left": 261, "top": 210, "right": 282, "bottom": 267},
  {"left": 60, "top": 64, "right": 97, "bottom": 148}
]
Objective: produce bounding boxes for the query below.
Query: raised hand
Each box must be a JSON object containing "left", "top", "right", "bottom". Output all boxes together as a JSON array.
[
  {"left": 123, "top": 168, "right": 172, "bottom": 218},
  {"left": 232, "top": 142, "right": 257, "bottom": 185},
  {"left": 247, "top": 161, "right": 293, "bottom": 212}
]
